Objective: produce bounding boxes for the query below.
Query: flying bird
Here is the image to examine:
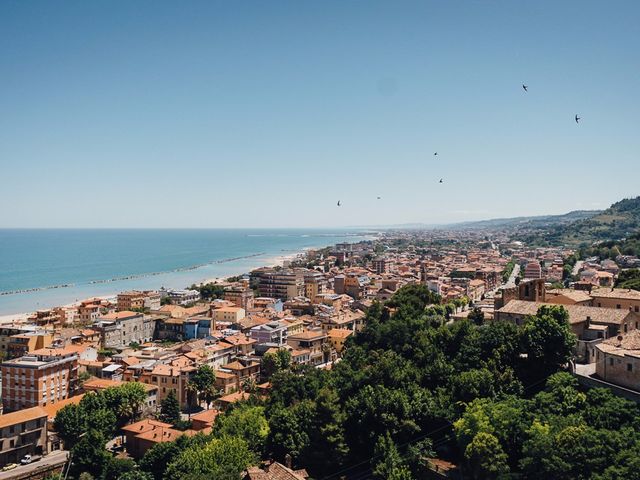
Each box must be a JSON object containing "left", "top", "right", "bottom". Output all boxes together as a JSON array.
[
  {"left": 439, "top": 178, "right": 443, "bottom": 184},
  {"left": 434, "top": 152, "right": 438, "bottom": 156},
  {"left": 522, "top": 84, "right": 528, "bottom": 92},
  {"left": 575, "top": 114, "right": 581, "bottom": 124},
  {"left": 377, "top": 196, "right": 381, "bottom": 200},
  {"left": 337, "top": 200, "right": 341, "bottom": 207}
]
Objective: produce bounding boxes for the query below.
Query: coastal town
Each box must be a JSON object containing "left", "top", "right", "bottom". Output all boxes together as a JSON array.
[{"left": 2, "top": 224, "right": 640, "bottom": 479}]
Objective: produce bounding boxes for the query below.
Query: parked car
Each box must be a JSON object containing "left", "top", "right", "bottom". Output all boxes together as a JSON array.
[
  {"left": 1, "top": 463, "right": 18, "bottom": 471},
  {"left": 20, "top": 454, "right": 41, "bottom": 465}
]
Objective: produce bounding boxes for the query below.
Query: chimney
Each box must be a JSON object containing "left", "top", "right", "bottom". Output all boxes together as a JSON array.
[{"left": 285, "top": 453, "right": 293, "bottom": 469}]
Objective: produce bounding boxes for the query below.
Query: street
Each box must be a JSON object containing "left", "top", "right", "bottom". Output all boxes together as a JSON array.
[
  {"left": 0, "top": 451, "right": 68, "bottom": 480},
  {"left": 504, "top": 263, "right": 521, "bottom": 288}
]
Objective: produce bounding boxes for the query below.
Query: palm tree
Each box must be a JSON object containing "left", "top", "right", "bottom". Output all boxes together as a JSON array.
[
  {"left": 184, "top": 382, "right": 199, "bottom": 420},
  {"left": 201, "top": 384, "right": 222, "bottom": 410},
  {"left": 241, "top": 377, "right": 257, "bottom": 394}
]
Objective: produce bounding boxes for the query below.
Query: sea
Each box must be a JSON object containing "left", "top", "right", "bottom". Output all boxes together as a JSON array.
[{"left": 0, "top": 229, "right": 370, "bottom": 316}]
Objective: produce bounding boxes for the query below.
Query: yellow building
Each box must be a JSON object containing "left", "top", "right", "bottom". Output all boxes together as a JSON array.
[{"left": 327, "top": 328, "right": 352, "bottom": 354}]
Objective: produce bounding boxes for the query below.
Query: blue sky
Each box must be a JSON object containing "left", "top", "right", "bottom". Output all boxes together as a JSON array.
[{"left": 1, "top": 1, "right": 638, "bottom": 228}]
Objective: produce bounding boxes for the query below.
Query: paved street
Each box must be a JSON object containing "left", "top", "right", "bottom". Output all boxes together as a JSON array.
[
  {"left": 0, "top": 451, "right": 68, "bottom": 480},
  {"left": 504, "top": 263, "right": 521, "bottom": 288}
]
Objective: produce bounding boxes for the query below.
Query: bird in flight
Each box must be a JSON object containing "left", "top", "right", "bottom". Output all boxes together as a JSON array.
[
  {"left": 337, "top": 200, "right": 341, "bottom": 207},
  {"left": 522, "top": 84, "right": 528, "bottom": 92},
  {"left": 439, "top": 178, "right": 443, "bottom": 184},
  {"left": 575, "top": 114, "right": 581, "bottom": 124},
  {"left": 434, "top": 152, "right": 438, "bottom": 156},
  {"left": 377, "top": 196, "right": 381, "bottom": 200}
]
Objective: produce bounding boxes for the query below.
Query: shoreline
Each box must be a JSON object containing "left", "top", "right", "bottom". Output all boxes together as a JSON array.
[{"left": 0, "top": 244, "right": 327, "bottom": 325}]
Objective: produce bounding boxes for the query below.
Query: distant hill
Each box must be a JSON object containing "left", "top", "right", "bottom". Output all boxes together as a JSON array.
[
  {"left": 559, "top": 197, "right": 640, "bottom": 245},
  {"left": 451, "top": 210, "right": 601, "bottom": 230}
]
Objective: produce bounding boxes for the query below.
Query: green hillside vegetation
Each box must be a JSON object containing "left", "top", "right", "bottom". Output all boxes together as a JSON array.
[
  {"left": 561, "top": 197, "right": 640, "bottom": 246},
  {"left": 579, "top": 232, "right": 640, "bottom": 260},
  {"left": 616, "top": 269, "right": 640, "bottom": 291}
]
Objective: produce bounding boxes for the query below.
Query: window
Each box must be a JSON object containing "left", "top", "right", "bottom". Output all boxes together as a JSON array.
[
  {"left": 610, "top": 358, "right": 614, "bottom": 366},
  {"left": 628, "top": 363, "right": 633, "bottom": 372},
  {"left": 10, "top": 440, "right": 15, "bottom": 448},
  {"left": 617, "top": 304, "right": 621, "bottom": 309}
]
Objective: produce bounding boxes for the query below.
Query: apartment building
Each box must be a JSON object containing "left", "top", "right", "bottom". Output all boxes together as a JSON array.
[
  {"left": 1, "top": 348, "right": 79, "bottom": 412},
  {"left": 224, "top": 286, "right": 255, "bottom": 310},
  {"left": 117, "top": 291, "right": 162, "bottom": 312},
  {"left": 303, "top": 270, "right": 327, "bottom": 301},
  {"left": 93, "top": 311, "right": 157, "bottom": 349},
  {"left": 250, "top": 321, "right": 288, "bottom": 347},
  {"left": 0, "top": 406, "right": 48, "bottom": 466},
  {"left": 287, "top": 330, "right": 328, "bottom": 366},
  {"left": 371, "top": 257, "right": 391, "bottom": 274},
  {"left": 251, "top": 268, "right": 305, "bottom": 300},
  {"left": 523, "top": 260, "right": 542, "bottom": 280},
  {"left": 212, "top": 306, "right": 246, "bottom": 324}
]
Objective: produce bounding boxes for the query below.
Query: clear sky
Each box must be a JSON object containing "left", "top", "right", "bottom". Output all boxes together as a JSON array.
[{"left": 1, "top": 1, "right": 638, "bottom": 228}]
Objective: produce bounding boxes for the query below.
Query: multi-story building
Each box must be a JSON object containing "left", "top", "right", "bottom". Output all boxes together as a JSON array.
[
  {"left": 117, "top": 291, "right": 161, "bottom": 312},
  {"left": 287, "top": 330, "right": 328, "bottom": 366},
  {"left": 303, "top": 271, "right": 327, "bottom": 301},
  {"left": 523, "top": 260, "right": 542, "bottom": 280},
  {"left": 591, "top": 288, "right": 640, "bottom": 313},
  {"left": 1, "top": 348, "right": 79, "bottom": 411},
  {"left": 212, "top": 306, "right": 246, "bottom": 325},
  {"left": 27, "top": 310, "right": 62, "bottom": 328},
  {"left": 224, "top": 286, "right": 255, "bottom": 310},
  {"left": 0, "top": 406, "right": 48, "bottom": 466},
  {"left": 93, "top": 311, "right": 157, "bottom": 349},
  {"left": 251, "top": 268, "right": 305, "bottom": 300},
  {"left": 595, "top": 329, "right": 640, "bottom": 391},
  {"left": 250, "top": 321, "right": 288, "bottom": 347},
  {"left": 161, "top": 289, "right": 200, "bottom": 306},
  {"left": 371, "top": 257, "right": 391, "bottom": 274},
  {"left": 7, "top": 332, "right": 54, "bottom": 359}
]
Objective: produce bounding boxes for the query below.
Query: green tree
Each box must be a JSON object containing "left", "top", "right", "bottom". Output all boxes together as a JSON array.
[
  {"left": 468, "top": 307, "right": 485, "bottom": 326},
  {"left": 102, "top": 458, "right": 137, "bottom": 480},
  {"left": 69, "top": 430, "right": 111, "bottom": 479},
  {"left": 522, "top": 305, "right": 576, "bottom": 377},
  {"left": 372, "top": 433, "right": 412, "bottom": 480},
  {"left": 119, "top": 472, "right": 153, "bottom": 480},
  {"left": 185, "top": 382, "right": 199, "bottom": 417},
  {"left": 464, "top": 432, "right": 510, "bottom": 479},
  {"left": 164, "top": 436, "right": 255, "bottom": 480},
  {"left": 213, "top": 405, "right": 269, "bottom": 454},
  {"left": 201, "top": 384, "right": 221, "bottom": 410},
  {"left": 54, "top": 404, "right": 86, "bottom": 449},
  {"left": 160, "top": 390, "right": 181, "bottom": 425}
]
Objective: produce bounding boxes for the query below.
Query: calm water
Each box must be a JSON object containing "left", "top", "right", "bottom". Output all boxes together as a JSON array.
[{"left": 0, "top": 229, "right": 368, "bottom": 315}]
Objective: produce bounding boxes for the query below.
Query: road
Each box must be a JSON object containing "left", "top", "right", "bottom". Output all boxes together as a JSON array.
[
  {"left": 504, "top": 263, "right": 521, "bottom": 288},
  {"left": 571, "top": 260, "right": 584, "bottom": 277},
  {"left": 0, "top": 451, "right": 68, "bottom": 480}
]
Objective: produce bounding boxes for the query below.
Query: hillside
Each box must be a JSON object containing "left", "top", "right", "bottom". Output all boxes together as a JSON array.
[
  {"left": 452, "top": 210, "right": 600, "bottom": 230},
  {"left": 560, "top": 197, "right": 640, "bottom": 245}
]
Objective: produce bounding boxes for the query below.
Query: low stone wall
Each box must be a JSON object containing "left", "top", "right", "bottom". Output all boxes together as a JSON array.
[{"left": 573, "top": 372, "right": 640, "bottom": 403}]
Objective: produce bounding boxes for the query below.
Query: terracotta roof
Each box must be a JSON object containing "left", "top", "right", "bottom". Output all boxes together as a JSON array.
[
  {"left": 190, "top": 408, "right": 220, "bottom": 425},
  {"left": 218, "top": 391, "right": 251, "bottom": 404},
  {"left": 498, "top": 300, "right": 636, "bottom": 326},
  {"left": 597, "top": 329, "right": 640, "bottom": 357},
  {"left": 591, "top": 288, "right": 640, "bottom": 300},
  {"left": 0, "top": 407, "right": 48, "bottom": 429},
  {"left": 43, "top": 394, "right": 85, "bottom": 421},
  {"left": 246, "top": 462, "right": 309, "bottom": 480},
  {"left": 327, "top": 328, "right": 353, "bottom": 339},
  {"left": 100, "top": 311, "right": 141, "bottom": 320},
  {"left": 121, "top": 418, "right": 172, "bottom": 434}
]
